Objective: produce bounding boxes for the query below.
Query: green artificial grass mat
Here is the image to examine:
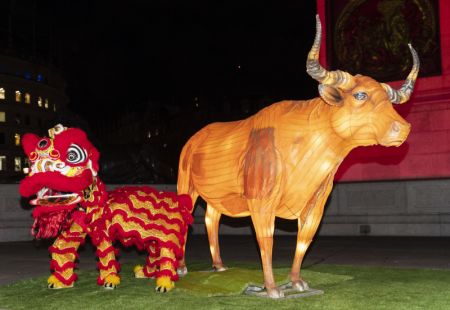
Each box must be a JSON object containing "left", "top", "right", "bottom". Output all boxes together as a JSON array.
[{"left": 2, "top": 262, "right": 450, "bottom": 310}]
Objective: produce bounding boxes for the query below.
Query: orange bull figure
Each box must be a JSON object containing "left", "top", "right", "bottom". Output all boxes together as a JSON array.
[{"left": 177, "top": 15, "right": 420, "bottom": 298}]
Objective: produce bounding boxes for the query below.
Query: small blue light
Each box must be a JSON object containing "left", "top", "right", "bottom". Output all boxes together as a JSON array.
[
  {"left": 24, "top": 72, "right": 32, "bottom": 80},
  {"left": 37, "top": 74, "right": 43, "bottom": 82}
]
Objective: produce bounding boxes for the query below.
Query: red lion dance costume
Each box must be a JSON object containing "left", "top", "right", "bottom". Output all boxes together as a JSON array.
[{"left": 19, "top": 124, "right": 193, "bottom": 292}]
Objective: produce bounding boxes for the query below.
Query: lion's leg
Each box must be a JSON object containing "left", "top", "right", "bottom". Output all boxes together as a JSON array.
[
  {"left": 95, "top": 235, "right": 120, "bottom": 289},
  {"left": 155, "top": 246, "right": 177, "bottom": 293},
  {"left": 48, "top": 222, "right": 86, "bottom": 289},
  {"left": 205, "top": 204, "right": 226, "bottom": 271},
  {"left": 135, "top": 241, "right": 159, "bottom": 278}
]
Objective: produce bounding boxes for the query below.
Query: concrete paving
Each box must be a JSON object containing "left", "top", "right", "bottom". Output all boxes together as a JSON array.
[{"left": 1, "top": 235, "right": 450, "bottom": 285}]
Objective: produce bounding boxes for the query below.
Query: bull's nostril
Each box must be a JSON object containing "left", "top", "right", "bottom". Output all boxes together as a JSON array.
[{"left": 392, "top": 122, "right": 400, "bottom": 133}]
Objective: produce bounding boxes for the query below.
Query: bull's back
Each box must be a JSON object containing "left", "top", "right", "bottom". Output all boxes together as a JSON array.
[{"left": 179, "top": 119, "right": 253, "bottom": 215}]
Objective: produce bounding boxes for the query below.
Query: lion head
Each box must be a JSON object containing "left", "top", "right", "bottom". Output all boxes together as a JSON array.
[{"left": 20, "top": 124, "right": 107, "bottom": 238}]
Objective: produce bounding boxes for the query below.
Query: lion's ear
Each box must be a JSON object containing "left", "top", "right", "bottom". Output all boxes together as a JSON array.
[{"left": 22, "top": 133, "right": 40, "bottom": 155}]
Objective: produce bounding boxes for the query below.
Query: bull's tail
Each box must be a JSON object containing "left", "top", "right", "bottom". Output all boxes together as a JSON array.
[{"left": 177, "top": 131, "right": 204, "bottom": 207}]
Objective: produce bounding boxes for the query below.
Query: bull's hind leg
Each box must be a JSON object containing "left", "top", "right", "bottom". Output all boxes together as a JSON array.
[
  {"left": 48, "top": 222, "right": 86, "bottom": 289},
  {"left": 205, "top": 204, "right": 226, "bottom": 271},
  {"left": 290, "top": 175, "right": 333, "bottom": 291}
]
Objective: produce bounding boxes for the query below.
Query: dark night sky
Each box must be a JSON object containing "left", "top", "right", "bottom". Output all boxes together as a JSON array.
[{"left": 50, "top": 1, "right": 318, "bottom": 125}]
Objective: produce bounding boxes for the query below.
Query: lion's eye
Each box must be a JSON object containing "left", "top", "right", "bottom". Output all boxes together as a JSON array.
[
  {"left": 37, "top": 139, "right": 49, "bottom": 149},
  {"left": 66, "top": 144, "right": 87, "bottom": 164},
  {"left": 353, "top": 91, "right": 368, "bottom": 101}
]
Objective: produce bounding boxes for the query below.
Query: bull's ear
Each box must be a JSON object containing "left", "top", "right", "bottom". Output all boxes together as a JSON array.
[{"left": 318, "top": 84, "right": 343, "bottom": 106}]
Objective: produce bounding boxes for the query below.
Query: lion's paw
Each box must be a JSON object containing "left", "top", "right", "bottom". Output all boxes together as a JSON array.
[
  {"left": 134, "top": 265, "right": 154, "bottom": 279},
  {"left": 103, "top": 274, "right": 120, "bottom": 289},
  {"left": 47, "top": 275, "right": 73, "bottom": 289},
  {"left": 155, "top": 276, "right": 174, "bottom": 293}
]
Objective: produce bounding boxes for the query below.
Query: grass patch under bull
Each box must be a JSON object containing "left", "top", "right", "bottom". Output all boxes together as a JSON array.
[{"left": 1, "top": 262, "right": 450, "bottom": 309}]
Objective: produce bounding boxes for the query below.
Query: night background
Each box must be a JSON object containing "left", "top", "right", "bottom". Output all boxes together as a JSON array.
[
  {"left": 3, "top": 0, "right": 317, "bottom": 183},
  {"left": 9, "top": 0, "right": 318, "bottom": 183}
]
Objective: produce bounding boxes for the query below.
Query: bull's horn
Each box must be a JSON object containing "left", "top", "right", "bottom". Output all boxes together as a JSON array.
[
  {"left": 306, "top": 15, "right": 355, "bottom": 89},
  {"left": 381, "top": 44, "right": 420, "bottom": 104}
]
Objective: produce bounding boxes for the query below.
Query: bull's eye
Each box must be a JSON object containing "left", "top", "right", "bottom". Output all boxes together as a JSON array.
[
  {"left": 66, "top": 144, "right": 87, "bottom": 164},
  {"left": 353, "top": 91, "right": 368, "bottom": 101}
]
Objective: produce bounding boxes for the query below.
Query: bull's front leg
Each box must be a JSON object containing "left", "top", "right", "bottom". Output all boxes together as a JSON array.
[
  {"left": 248, "top": 202, "right": 281, "bottom": 298},
  {"left": 48, "top": 222, "right": 86, "bottom": 289},
  {"left": 290, "top": 175, "right": 333, "bottom": 291}
]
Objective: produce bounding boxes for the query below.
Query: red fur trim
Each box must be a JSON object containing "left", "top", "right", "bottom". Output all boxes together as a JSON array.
[
  {"left": 97, "top": 273, "right": 119, "bottom": 286},
  {"left": 58, "top": 235, "right": 86, "bottom": 244},
  {"left": 143, "top": 269, "right": 157, "bottom": 278},
  {"left": 49, "top": 246, "right": 79, "bottom": 258},
  {"left": 52, "top": 272, "right": 78, "bottom": 285},
  {"left": 110, "top": 209, "right": 186, "bottom": 244},
  {"left": 96, "top": 246, "right": 119, "bottom": 258},
  {"left": 20, "top": 170, "right": 93, "bottom": 198},
  {"left": 110, "top": 187, "right": 193, "bottom": 225},
  {"left": 97, "top": 260, "right": 121, "bottom": 271},
  {"left": 32, "top": 210, "right": 73, "bottom": 239},
  {"left": 50, "top": 260, "right": 76, "bottom": 272},
  {"left": 145, "top": 257, "right": 177, "bottom": 269},
  {"left": 22, "top": 133, "right": 40, "bottom": 155},
  {"left": 157, "top": 269, "right": 179, "bottom": 282},
  {"left": 108, "top": 224, "right": 184, "bottom": 258},
  {"left": 31, "top": 205, "right": 76, "bottom": 218}
]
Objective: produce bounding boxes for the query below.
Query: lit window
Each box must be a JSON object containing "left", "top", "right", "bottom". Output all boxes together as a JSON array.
[
  {"left": 25, "top": 93, "right": 31, "bottom": 104},
  {"left": 0, "top": 155, "right": 6, "bottom": 171},
  {"left": 0, "top": 88, "right": 5, "bottom": 99},
  {"left": 14, "top": 157, "right": 21, "bottom": 172},
  {"left": 37, "top": 74, "right": 43, "bottom": 82},
  {"left": 44, "top": 98, "right": 49, "bottom": 109},
  {"left": 15, "top": 90, "right": 21, "bottom": 102},
  {"left": 14, "top": 133, "right": 20, "bottom": 146},
  {"left": 53, "top": 104, "right": 56, "bottom": 112},
  {"left": 0, "top": 112, "right": 5, "bottom": 122},
  {"left": 37, "top": 96, "right": 43, "bottom": 107}
]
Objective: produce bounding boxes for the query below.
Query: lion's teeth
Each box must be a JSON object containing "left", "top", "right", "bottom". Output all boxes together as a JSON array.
[{"left": 37, "top": 187, "right": 48, "bottom": 199}]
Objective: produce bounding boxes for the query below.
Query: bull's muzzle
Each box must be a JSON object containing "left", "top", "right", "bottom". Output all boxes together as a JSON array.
[{"left": 380, "top": 121, "right": 411, "bottom": 147}]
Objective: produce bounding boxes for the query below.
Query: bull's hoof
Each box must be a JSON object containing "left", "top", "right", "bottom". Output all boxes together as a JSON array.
[
  {"left": 212, "top": 264, "right": 227, "bottom": 272},
  {"left": 267, "top": 287, "right": 285, "bottom": 299},
  {"left": 155, "top": 276, "right": 174, "bottom": 293},
  {"left": 177, "top": 265, "right": 188, "bottom": 277},
  {"left": 244, "top": 283, "right": 323, "bottom": 299},
  {"left": 47, "top": 275, "right": 73, "bottom": 289},
  {"left": 103, "top": 274, "right": 120, "bottom": 289},
  {"left": 244, "top": 284, "right": 284, "bottom": 299},
  {"left": 291, "top": 279, "right": 309, "bottom": 292}
]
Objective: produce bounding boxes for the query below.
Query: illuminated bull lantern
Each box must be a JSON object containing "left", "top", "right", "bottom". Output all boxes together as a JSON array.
[{"left": 177, "top": 15, "right": 420, "bottom": 298}]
